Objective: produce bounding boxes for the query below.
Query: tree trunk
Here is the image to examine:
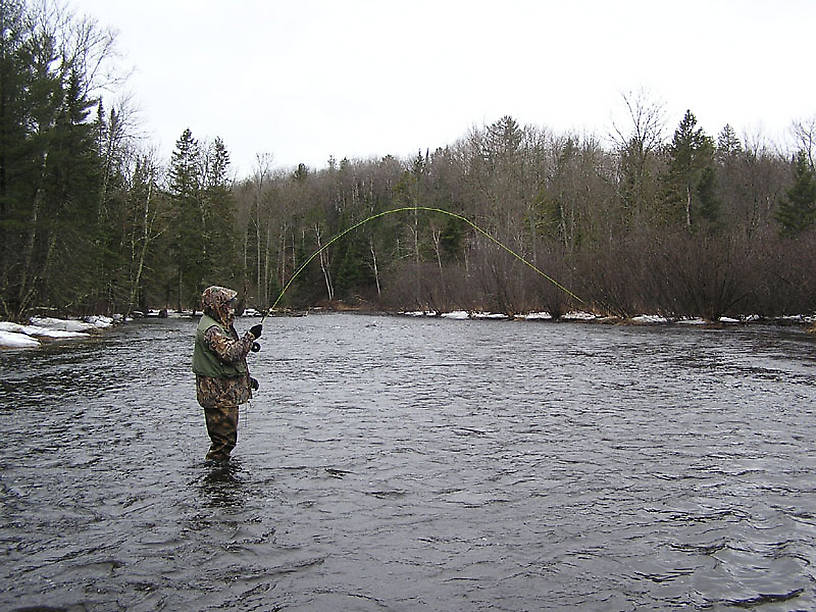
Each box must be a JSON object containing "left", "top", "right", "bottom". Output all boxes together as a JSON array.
[
  {"left": 278, "top": 226, "right": 287, "bottom": 291},
  {"left": 370, "top": 238, "right": 381, "bottom": 298},
  {"left": 127, "top": 180, "right": 154, "bottom": 314},
  {"left": 177, "top": 264, "right": 183, "bottom": 312},
  {"left": 314, "top": 224, "right": 333, "bottom": 301},
  {"left": 432, "top": 228, "right": 443, "bottom": 273},
  {"left": 686, "top": 184, "right": 692, "bottom": 228},
  {"left": 18, "top": 186, "right": 44, "bottom": 311},
  {"left": 255, "top": 212, "right": 261, "bottom": 299},
  {"left": 262, "top": 215, "right": 272, "bottom": 307}
]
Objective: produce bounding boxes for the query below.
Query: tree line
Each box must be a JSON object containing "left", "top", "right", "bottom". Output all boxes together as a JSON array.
[{"left": 2, "top": 0, "right": 815, "bottom": 322}]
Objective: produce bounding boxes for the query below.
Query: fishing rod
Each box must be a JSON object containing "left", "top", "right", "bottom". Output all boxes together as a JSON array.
[{"left": 257, "top": 205, "right": 584, "bottom": 321}]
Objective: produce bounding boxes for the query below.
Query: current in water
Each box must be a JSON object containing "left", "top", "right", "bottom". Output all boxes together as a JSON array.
[{"left": 1, "top": 314, "right": 815, "bottom": 610}]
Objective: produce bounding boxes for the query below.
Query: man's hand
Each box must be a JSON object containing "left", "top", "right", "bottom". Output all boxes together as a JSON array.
[{"left": 249, "top": 324, "right": 263, "bottom": 339}]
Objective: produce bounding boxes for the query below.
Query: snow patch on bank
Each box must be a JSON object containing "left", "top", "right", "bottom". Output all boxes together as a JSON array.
[
  {"left": 522, "top": 312, "right": 553, "bottom": 321},
  {"left": 561, "top": 311, "right": 598, "bottom": 321},
  {"left": 30, "top": 316, "right": 114, "bottom": 331},
  {"left": 0, "top": 321, "right": 90, "bottom": 339},
  {"left": 402, "top": 311, "right": 438, "bottom": 317},
  {"left": 0, "top": 330, "right": 40, "bottom": 348},
  {"left": 0, "top": 315, "right": 119, "bottom": 350},
  {"left": 632, "top": 315, "right": 671, "bottom": 324},
  {"left": 397, "top": 310, "right": 816, "bottom": 328},
  {"left": 472, "top": 312, "right": 508, "bottom": 320}
]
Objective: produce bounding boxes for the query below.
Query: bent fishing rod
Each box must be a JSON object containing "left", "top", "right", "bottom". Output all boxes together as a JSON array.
[{"left": 257, "top": 205, "right": 584, "bottom": 322}]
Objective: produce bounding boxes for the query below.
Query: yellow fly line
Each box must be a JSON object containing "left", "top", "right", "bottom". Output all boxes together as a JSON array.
[{"left": 269, "top": 206, "right": 584, "bottom": 311}]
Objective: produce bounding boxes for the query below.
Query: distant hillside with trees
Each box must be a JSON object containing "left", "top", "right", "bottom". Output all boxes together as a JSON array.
[{"left": 1, "top": 0, "right": 814, "bottom": 321}]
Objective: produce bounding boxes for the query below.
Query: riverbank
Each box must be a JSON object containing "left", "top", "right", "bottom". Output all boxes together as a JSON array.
[
  {"left": 398, "top": 309, "right": 816, "bottom": 329},
  {"left": 0, "top": 315, "right": 123, "bottom": 349}
]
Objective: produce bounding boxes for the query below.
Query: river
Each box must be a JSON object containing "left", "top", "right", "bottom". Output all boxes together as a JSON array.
[{"left": 1, "top": 314, "right": 815, "bottom": 611}]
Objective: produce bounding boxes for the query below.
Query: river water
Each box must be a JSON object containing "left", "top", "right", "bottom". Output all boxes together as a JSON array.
[{"left": 1, "top": 314, "right": 815, "bottom": 611}]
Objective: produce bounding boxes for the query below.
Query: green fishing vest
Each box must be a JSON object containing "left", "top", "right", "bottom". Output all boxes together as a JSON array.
[{"left": 192, "top": 313, "right": 248, "bottom": 378}]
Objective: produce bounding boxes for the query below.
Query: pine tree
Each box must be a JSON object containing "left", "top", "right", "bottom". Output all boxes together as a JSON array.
[
  {"left": 8, "top": 2, "right": 64, "bottom": 315},
  {"left": 716, "top": 124, "right": 742, "bottom": 158},
  {"left": 168, "top": 128, "right": 203, "bottom": 310},
  {"left": 0, "top": 1, "right": 112, "bottom": 315},
  {"left": 485, "top": 115, "right": 523, "bottom": 162},
  {"left": 41, "top": 66, "right": 104, "bottom": 308},
  {"left": 664, "top": 110, "right": 716, "bottom": 229},
  {"left": 776, "top": 150, "right": 816, "bottom": 236},
  {"left": 202, "top": 136, "right": 238, "bottom": 283},
  {"left": 0, "top": 0, "right": 31, "bottom": 312},
  {"left": 696, "top": 166, "right": 721, "bottom": 230}
]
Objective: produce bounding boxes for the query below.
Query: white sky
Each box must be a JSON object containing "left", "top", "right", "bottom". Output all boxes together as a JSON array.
[{"left": 71, "top": 0, "right": 815, "bottom": 178}]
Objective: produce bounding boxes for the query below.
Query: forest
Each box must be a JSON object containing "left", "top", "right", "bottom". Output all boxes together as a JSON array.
[{"left": 2, "top": 0, "right": 815, "bottom": 322}]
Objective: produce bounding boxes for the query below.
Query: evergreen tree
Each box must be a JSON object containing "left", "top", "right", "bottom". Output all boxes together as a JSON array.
[
  {"left": 9, "top": 3, "right": 64, "bottom": 315},
  {"left": 664, "top": 110, "right": 716, "bottom": 229},
  {"left": 168, "top": 128, "right": 203, "bottom": 310},
  {"left": 0, "top": 0, "right": 110, "bottom": 316},
  {"left": 485, "top": 115, "right": 523, "bottom": 162},
  {"left": 716, "top": 124, "right": 742, "bottom": 158},
  {"left": 695, "top": 166, "right": 721, "bottom": 230},
  {"left": 776, "top": 150, "right": 816, "bottom": 236},
  {"left": 0, "top": 0, "right": 32, "bottom": 312},
  {"left": 333, "top": 230, "right": 372, "bottom": 299},
  {"left": 439, "top": 214, "right": 464, "bottom": 261},
  {"left": 202, "top": 136, "right": 238, "bottom": 283},
  {"left": 93, "top": 101, "right": 133, "bottom": 311},
  {"left": 41, "top": 66, "right": 104, "bottom": 308}
]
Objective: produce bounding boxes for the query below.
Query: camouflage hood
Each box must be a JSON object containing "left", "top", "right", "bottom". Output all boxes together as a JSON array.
[{"left": 201, "top": 286, "right": 238, "bottom": 327}]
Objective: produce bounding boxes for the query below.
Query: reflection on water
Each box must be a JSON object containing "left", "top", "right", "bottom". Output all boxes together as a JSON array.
[
  {"left": 1, "top": 315, "right": 815, "bottom": 610},
  {"left": 200, "top": 460, "right": 249, "bottom": 510}
]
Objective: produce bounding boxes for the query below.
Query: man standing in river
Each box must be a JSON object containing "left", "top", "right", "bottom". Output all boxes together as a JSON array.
[{"left": 192, "top": 286, "right": 262, "bottom": 462}]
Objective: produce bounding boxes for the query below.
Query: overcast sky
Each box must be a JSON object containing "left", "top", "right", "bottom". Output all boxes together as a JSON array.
[{"left": 71, "top": 0, "right": 814, "bottom": 178}]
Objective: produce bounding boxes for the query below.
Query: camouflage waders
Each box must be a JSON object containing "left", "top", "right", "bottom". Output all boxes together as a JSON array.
[{"left": 204, "top": 403, "right": 239, "bottom": 462}]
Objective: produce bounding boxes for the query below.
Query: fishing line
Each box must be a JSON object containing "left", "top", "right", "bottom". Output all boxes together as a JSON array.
[{"left": 264, "top": 206, "right": 584, "bottom": 317}]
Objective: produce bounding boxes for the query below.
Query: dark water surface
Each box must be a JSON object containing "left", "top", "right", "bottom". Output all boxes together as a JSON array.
[{"left": 1, "top": 314, "right": 815, "bottom": 611}]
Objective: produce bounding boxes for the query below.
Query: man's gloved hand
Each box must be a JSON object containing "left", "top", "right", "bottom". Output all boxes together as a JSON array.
[
  {"left": 249, "top": 324, "right": 263, "bottom": 339},
  {"left": 250, "top": 377, "right": 259, "bottom": 391}
]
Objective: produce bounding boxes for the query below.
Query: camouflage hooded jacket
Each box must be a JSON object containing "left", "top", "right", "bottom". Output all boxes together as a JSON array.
[{"left": 193, "top": 286, "right": 254, "bottom": 408}]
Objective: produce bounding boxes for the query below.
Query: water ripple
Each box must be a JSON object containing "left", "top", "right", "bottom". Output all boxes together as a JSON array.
[{"left": 1, "top": 315, "right": 815, "bottom": 609}]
